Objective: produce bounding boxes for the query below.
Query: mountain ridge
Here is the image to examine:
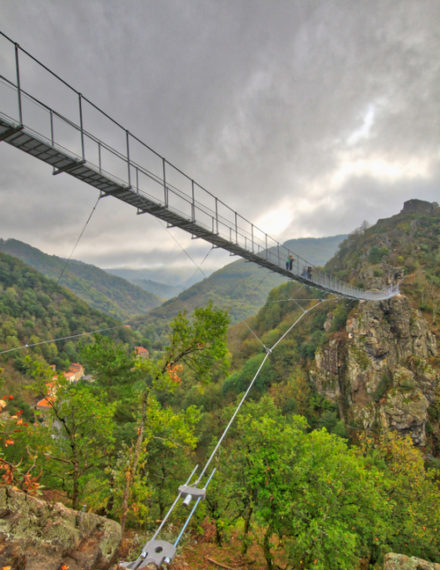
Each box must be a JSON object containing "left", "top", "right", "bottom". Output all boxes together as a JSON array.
[
  {"left": 0, "top": 238, "right": 162, "bottom": 320},
  {"left": 131, "top": 234, "right": 347, "bottom": 346}
]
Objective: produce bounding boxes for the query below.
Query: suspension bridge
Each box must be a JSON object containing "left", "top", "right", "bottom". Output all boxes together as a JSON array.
[
  {"left": 0, "top": 32, "right": 398, "bottom": 303},
  {"left": 0, "top": 32, "right": 399, "bottom": 568}
]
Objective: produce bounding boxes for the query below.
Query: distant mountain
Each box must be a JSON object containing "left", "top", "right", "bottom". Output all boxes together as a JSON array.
[
  {"left": 131, "top": 278, "right": 182, "bottom": 300},
  {"left": 0, "top": 251, "right": 135, "bottom": 371},
  {"left": 105, "top": 266, "right": 205, "bottom": 295},
  {"left": 0, "top": 239, "right": 162, "bottom": 320},
  {"left": 105, "top": 268, "right": 183, "bottom": 300},
  {"left": 283, "top": 235, "right": 348, "bottom": 266},
  {"left": 131, "top": 234, "right": 347, "bottom": 345}
]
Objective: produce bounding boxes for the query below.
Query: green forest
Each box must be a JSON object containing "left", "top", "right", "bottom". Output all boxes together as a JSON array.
[{"left": 1, "top": 202, "right": 440, "bottom": 568}]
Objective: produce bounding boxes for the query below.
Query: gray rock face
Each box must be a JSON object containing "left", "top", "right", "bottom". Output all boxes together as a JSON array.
[
  {"left": 311, "top": 294, "right": 438, "bottom": 444},
  {"left": 384, "top": 552, "right": 440, "bottom": 569},
  {"left": 0, "top": 487, "right": 121, "bottom": 569},
  {"left": 400, "top": 199, "right": 440, "bottom": 216}
]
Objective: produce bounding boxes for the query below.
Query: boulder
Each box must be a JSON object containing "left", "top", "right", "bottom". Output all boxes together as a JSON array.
[
  {"left": 384, "top": 552, "right": 440, "bottom": 569},
  {"left": 0, "top": 487, "right": 121, "bottom": 569}
]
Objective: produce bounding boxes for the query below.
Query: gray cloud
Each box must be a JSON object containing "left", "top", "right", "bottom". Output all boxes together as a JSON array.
[{"left": 1, "top": 0, "right": 439, "bottom": 270}]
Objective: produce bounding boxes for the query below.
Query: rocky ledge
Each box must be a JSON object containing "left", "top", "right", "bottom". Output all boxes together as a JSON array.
[
  {"left": 384, "top": 552, "right": 440, "bottom": 569},
  {"left": 0, "top": 487, "right": 121, "bottom": 570}
]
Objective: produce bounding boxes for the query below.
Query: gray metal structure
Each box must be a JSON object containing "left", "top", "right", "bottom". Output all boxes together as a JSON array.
[{"left": 0, "top": 31, "right": 398, "bottom": 303}]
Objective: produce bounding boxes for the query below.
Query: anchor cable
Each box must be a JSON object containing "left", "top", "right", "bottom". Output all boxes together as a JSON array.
[{"left": 57, "top": 194, "right": 102, "bottom": 285}]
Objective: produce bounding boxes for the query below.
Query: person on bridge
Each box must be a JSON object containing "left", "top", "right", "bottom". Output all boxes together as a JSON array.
[
  {"left": 288, "top": 255, "right": 294, "bottom": 271},
  {"left": 307, "top": 266, "right": 313, "bottom": 280}
]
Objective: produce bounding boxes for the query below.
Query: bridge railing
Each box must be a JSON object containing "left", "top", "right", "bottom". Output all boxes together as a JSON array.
[{"left": 0, "top": 31, "right": 398, "bottom": 302}]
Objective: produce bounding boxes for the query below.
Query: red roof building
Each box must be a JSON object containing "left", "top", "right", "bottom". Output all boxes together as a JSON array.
[{"left": 134, "top": 346, "right": 149, "bottom": 359}]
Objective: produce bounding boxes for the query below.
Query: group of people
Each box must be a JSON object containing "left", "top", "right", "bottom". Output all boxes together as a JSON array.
[{"left": 284, "top": 255, "right": 313, "bottom": 280}]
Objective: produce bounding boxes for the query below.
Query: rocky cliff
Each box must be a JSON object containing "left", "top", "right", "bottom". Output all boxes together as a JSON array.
[
  {"left": 0, "top": 487, "right": 121, "bottom": 570},
  {"left": 310, "top": 200, "right": 440, "bottom": 446},
  {"left": 311, "top": 294, "right": 438, "bottom": 444}
]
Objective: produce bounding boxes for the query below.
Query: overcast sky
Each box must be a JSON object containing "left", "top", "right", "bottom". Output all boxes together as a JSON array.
[{"left": 0, "top": 0, "right": 439, "bottom": 275}]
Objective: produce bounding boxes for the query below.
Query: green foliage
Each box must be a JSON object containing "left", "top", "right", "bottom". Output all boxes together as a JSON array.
[
  {"left": 0, "top": 251, "right": 133, "bottom": 375},
  {"left": 218, "top": 398, "right": 391, "bottom": 569},
  {"left": 368, "top": 245, "right": 389, "bottom": 264},
  {"left": 222, "top": 353, "right": 275, "bottom": 399},
  {"left": 329, "top": 301, "right": 351, "bottom": 332},
  {"left": 361, "top": 431, "right": 440, "bottom": 562},
  {"left": 164, "top": 302, "right": 230, "bottom": 382},
  {"left": 299, "top": 329, "right": 328, "bottom": 360}
]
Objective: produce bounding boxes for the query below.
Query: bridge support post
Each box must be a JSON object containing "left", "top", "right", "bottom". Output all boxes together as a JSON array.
[
  {"left": 14, "top": 43, "right": 23, "bottom": 125},
  {"left": 162, "top": 158, "right": 168, "bottom": 207},
  {"left": 78, "top": 93, "right": 85, "bottom": 161},
  {"left": 126, "top": 129, "right": 131, "bottom": 187},
  {"left": 191, "top": 180, "right": 196, "bottom": 222}
]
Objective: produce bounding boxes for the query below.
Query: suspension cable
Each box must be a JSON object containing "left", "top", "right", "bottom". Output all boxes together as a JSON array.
[
  {"left": 155, "top": 218, "right": 208, "bottom": 281},
  {"left": 0, "top": 323, "right": 128, "bottom": 356},
  {"left": 57, "top": 194, "right": 102, "bottom": 285},
  {"left": 196, "top": 299, "right": 320, "bottom": 483}
]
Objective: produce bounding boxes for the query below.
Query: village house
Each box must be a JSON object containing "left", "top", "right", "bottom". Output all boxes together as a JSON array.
[
  {"left": 35, "top": 363, "right": 85, "bottom": 411},
  {"left": 134, "top": 346, "right": 149, "bottom": 359}
]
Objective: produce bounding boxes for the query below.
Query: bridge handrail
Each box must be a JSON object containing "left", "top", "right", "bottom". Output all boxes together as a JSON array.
[{"left": 0, "top": 31, "right": 399, "bottom": 302}]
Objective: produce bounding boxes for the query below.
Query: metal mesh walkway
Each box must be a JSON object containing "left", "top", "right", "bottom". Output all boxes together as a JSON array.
[{"left": 0, "top": 32, "right": 398, "bottom": 302}]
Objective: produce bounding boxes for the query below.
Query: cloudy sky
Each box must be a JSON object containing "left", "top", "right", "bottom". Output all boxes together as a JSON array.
[{"left": 0, "top": 0, "right": 439, "bottom": 277}]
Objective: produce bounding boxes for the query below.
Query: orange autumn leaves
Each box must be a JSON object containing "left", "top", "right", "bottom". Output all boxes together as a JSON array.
[
  {"left": 167, "top": 363, "right": 183, "bottom": 384},
  {"left": 0, "top": 397, "right": 41, "bottom": 494}
]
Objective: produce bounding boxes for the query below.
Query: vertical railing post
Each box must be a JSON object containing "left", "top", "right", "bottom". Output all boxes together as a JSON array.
[
  {"left": 277, "top": 244, "right": 280, "bottom": 266},
  {"left": 78, "top": 93, "right": 85, "bottom": 161},
  {"left": 98, "top": 142, "right": 102, "bottom": 174},
  {"left": 126, "top": 130, "right": 131, "bottom": 187},
  {"left": 50, "top": 110, "right": 54, "bottom": 146},
  {"left": 191, "top": 180, "right": 196, "bottom": 222},
  {"left": 235, "top": 212, "right": 238, "bottom": 244},
  {"left": 162, "top": 158, "right": 168, "bottom": 207},
  {"left": 135, "top": 166, "right": 139, "bottom": 194},
  {"left": 215, "top": 197, "right": 219, "bottom": 234},
  {"left": 265, "top": 234, "right": 268, "bottom": 259},
  {"left": 251, "top": 224, "right": 254, "bottom": 253},
  {"left": 14, "top": 43, "right": 23, "bottom": 125}
]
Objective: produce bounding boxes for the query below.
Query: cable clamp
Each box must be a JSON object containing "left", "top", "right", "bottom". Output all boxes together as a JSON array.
[
  {"left": 264, "top": 345, "right": 272, "bottom": 354},
  {"left": 120, "top": 539, "right": 176, "bottom": 569},
  {"left": 178, "top": 484, "right": 206, "bottom": 507}
]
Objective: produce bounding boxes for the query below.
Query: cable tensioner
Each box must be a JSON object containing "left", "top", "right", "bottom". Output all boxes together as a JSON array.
[{"left": 120, "top": 466, "right": 216, "bottom": 569}]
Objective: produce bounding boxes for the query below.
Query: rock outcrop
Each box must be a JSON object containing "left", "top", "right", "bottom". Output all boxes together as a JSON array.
[
  {"left": 399, "top": 199, "right": 440, "bottom": 216},
  {"left": 0, "top": 487, "right": 121, "bottom": 569},
  {"left": 384, "top": 552, "right": 440, "bottom": 569},
  {"left": 311, "top": 294, "right": 438, "bottom": 444}
]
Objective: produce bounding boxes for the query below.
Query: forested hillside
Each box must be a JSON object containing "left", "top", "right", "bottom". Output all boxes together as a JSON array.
[
  {"left": 132, "top": 234, "right": 346, "bottom": 347},
  {"left": 0, "top": 251, "right": 136, "bottom": 397},
  {"left": 225, "top": 200, "right": 440, "bottom": 450},
  {"left": 0, "top": 238, "right": 162, "bottom": 319},
  {"left": 1, "top": 203, "right": 439, "bottom": 568}
]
